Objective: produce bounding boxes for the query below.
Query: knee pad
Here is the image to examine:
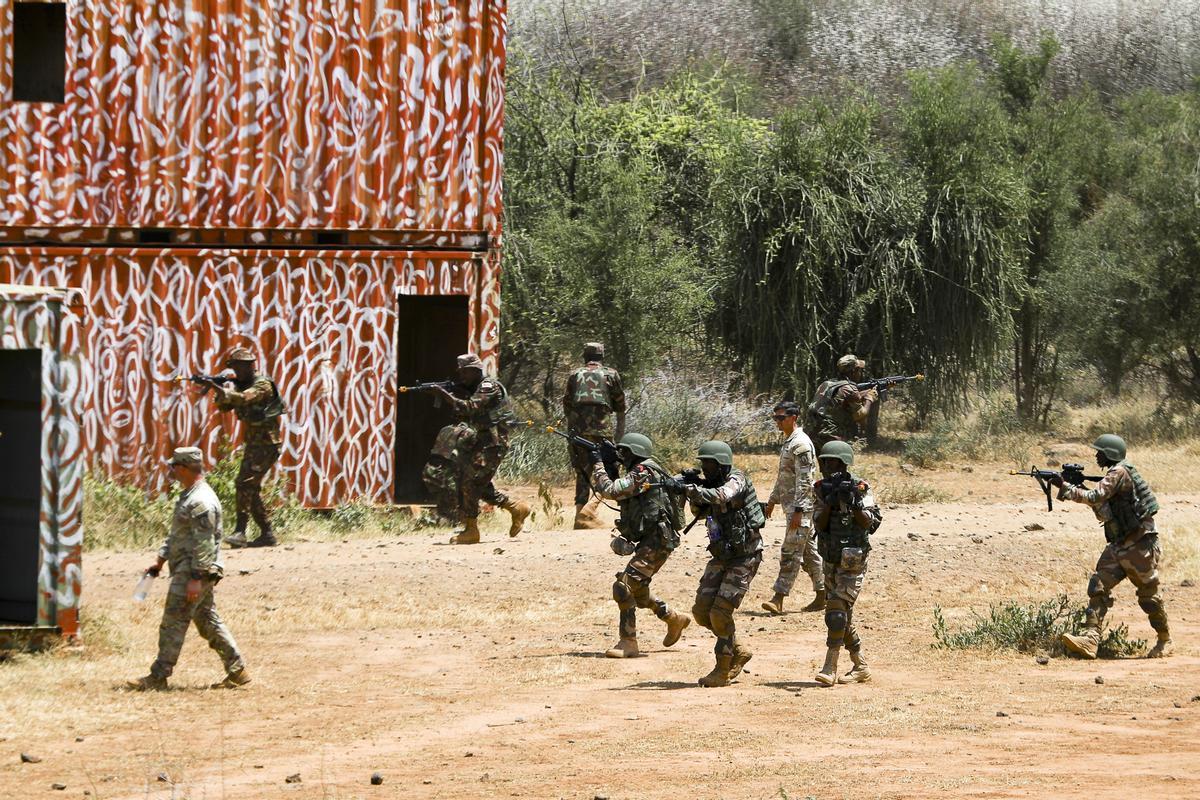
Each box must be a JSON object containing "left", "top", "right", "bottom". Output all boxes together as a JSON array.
[
  {"left": 612, "top": 578, "right": 635, "bottom": 610},
  {"left": 824, "top": 609, "right": 847, "bottom": 637},
  {"left": 1086, "top": 574, "right": 1110, "bottom": 600},
  {"left": 1137, "top": 595, "right": 1163, "bottom": 616},
  {"left": 709, "top": 598, "right": 736, "bottom": 639},
  {"left": 692, "top": 598, "right": 713, "bottom": 631}
]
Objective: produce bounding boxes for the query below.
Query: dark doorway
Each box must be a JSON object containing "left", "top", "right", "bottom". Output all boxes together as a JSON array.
[
  {"left": 12, "top": 2, "right": 67, "bottom": 103},
  {"left": 0, "top": 349, "right": 43, "bottom": 625},
  {"left": 394, "top": 296, "right": 469, "bottom": 503}
]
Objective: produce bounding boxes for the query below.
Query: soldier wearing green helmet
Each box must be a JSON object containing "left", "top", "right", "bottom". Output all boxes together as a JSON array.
[
  {"left": 661, "top": 440, "right": 766, "bottom": 687},
  {"left": 1053, "top": 434, "right": 1171, "bottom": 659},
  {"left": 811, "top": 440, "right": 882, "bottom": 686},
  {"left": 588, "top": 433, "right": 690, "bottom": 658}
]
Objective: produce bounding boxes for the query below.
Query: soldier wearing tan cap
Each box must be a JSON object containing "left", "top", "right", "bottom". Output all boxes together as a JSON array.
[
  {"left": 196, "top": 347, "right": 286, "bottom": 549},
  {"left": 126, "top": 447, "right": 248, "bottom": 691},
  {"left": 804, "top": 354, "right": 877, "bottom": 453},
  {"left": 427, "top": 353, "right": 530, "bottom": 544}
]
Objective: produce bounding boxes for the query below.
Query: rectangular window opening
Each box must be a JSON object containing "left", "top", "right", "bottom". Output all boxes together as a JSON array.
[
  {"left": 315, "top": 231, "right": 349, "bottom": 246},
  {"left": 12, "top": 2, "right": 66, "bottom": 104},
  {"left": 136, "top": 229, "right": 173, "bottom": 244}
]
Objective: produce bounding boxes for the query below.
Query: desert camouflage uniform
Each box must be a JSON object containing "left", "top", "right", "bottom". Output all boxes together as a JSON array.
[
  {"left": 216, "top": 375, "right": 282, "bottom": 535},
  {"left": 149, "top": 479, "right": 244, "bottom": 679},
  {"left": 766, "top": 426, "right": 823, "bottom": 597},
  {"left": 814, "top": 474, "right": 882, "bottom": 654},
  {"left": 443, "top": 375, "right": 514, "bottom": 517},
  {"left": 1058, "top": 463, "right": 1168, "bottom": 639},
  {"left": 421, "top": 421, "right": 477, "bottom": 523},
  {"left": 807, "top": 380, "right": 869, "bottom": 452},
  {"left": 687, "top": 470, "right": 766, "bottom": 660},
  {"left": 564, "top": 362, "right": 626, "bottom": 505},
  {"left": 592, "top": 460, "right": 681, "bottom": 640}
]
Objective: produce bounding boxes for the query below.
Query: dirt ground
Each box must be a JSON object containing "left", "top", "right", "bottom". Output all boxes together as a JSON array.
[{"left": 2, "top": 449, "right": 1200, "bottom": 800}]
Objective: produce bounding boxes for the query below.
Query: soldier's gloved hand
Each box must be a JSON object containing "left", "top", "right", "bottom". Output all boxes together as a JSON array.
[
  {"left": 1048, "top": 472, "right": 1064, "bottom": 488},
  {"left": 660, "top": 478, "right": 688, "bottom": 495},
  {"left": 586, "top": 447, "right": 604, "bottom": 465}
]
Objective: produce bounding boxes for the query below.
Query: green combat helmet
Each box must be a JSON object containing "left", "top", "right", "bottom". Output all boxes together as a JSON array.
[
  {"left": 818, "top": 440, "right": 855, "bottom": 466},
  {"left": 617, "top": 433, "right": 653, "bottom": 459},
  {"left": 697, "top": 440, "right": 734, "bottom": 466},
  {"left": 1091, "top": 433, "right": 1127, "bottom": 462}
]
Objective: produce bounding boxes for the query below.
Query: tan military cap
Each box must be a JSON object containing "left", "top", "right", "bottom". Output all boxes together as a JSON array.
[
  {"left": 456, "top": 353, "right": 484, "bottom": 371},
  {"left": 583, "top": 342, "right": 605, "bottom": 358},
  {"left": 837, "top": 354, "right": 865, "bottom": 374},
  {"left": 225, "top": 346, "right": 256, "bottom": 365},
  {"left": 167, "top": 446, "right": 204, "bottom": 468}
]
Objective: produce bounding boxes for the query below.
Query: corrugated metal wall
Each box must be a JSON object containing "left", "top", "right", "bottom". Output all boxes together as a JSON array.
[{"left": 0, "top": 0, "right": 506, "bottom": 234}]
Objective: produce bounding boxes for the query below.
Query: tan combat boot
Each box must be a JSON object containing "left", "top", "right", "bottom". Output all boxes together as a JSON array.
[
  {"left": 505, "top": 500, "right": 531, "bottom": 537},
  {"left": 1146, "top": 631, "right": 1173, "bottom": 658},
  {"left": 698, "top": 654, "right": 734, "bottom": 687},
  {"left": 1061, "top": 627, "right": 1101, "bottom": 659},
  {"left": 449, "top": 518, "right": 481, "bottom": 545},
  {"left": 605, "top": 637, "right": 639, "bottom": 658},
  {"left": 210, "top": 668, "right": 252, "bottom": 689},
  {"left": 728, "top": 643, "right": 753, "bottom": 681},
  {"left": 224, "top": 531, "right": 251, "bottom": 549},
  {"left": 125, "top": 674, "right": 168, "bottom": 691},
  {"left": 574, "top": 497, "right": 605, "bottom": 529},
  {"left": 843, "top": 649, "right": 871, "bottom": 683},
  {"left": 662, "top": 611, "right": 690, "bottom": 647},
  {"left": 761, "top": 592, "right": 786, "bottom": 615},
  {"left": 801, "top": 589, "right": 827, "bottom": 612},
  {"left": 815, "top": 646, "right": 841, "bottom": 686}
]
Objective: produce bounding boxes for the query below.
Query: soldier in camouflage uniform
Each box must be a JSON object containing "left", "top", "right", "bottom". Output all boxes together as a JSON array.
[
  {"left": 563, "top": 342, "right": 626, "bottom": 529},
  {"left": 811, "top": 441, "right": 882, "bottom": 686},
  {"left": 432, "top": 354, "right": 530, "bottom": 545},
  {"left": 205, "top": 347, "right": 285, "bottom": 549},
  {"left": 1056, "top": 434, "right": 1172, "bottom": 659},
  {"left": 805, "top": 354, "right": 878, "bottom": 453},
  {"left": 663, "top": 441, "right": 766, "bottom": 687},
  {"left": 126, "top": 448, "right": 248, "bottom": 691},
  {"left": 421, "top": 422, "right": 476, "bottom": 524},
  {"left": 589, "top": 433, "right": 690, "bottom": 658},
  {"left": 762, "top": 401, "right": 825, "bottom": 615}
]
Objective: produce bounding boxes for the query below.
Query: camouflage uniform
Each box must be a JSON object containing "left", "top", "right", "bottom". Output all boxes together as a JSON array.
[
  {"left": 813, "top": 474, "right": 882, "bottom": 659},
  {"left": 149, "top": 478, "right": 244, "bottom": 680},
  {"left": 564, "top": 359, "right": 626, "bottom": 506},
  {"left": 1058, "top": 462, "right": 1168, "bottom": 650},
  {"left": 215, "top": 375, "right": 283, "bottom": 537},
  {"left": 766, "top": 426, "right": 823, "bottom": 598},
  {"left": 443, "top": 374, "right": 514, "bottom": 518},
  {"left": 806, "top": 379, "right": 869, "bottom": 452},
  {"left": 687, "top": 469, "right": 766, "bottom": 670},
  {"left": 591, "top": 459, "right": 687, "bottom": 653},
  {"left": 421, "top": 422, "right": 476, "bottom": 523}
]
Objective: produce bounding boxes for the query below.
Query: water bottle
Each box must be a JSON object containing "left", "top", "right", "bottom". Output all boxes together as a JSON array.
[{"left": 132, "top": 572, "right": 155, "bottom": 603}]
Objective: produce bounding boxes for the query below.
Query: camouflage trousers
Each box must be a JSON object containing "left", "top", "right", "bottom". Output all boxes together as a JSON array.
[
  {"left": 569, "top": 436, "right": 604, "bottom": 506},
  {"left": 150, "top": 575, "right": 244, "bottom": 679},
  {"left": 770, "top": 515, "right": 824, "bottom": 596},
  {"left": 693, "top": 551, "right": 762, "bottom": 656},
  {"left": 421, "top": 457, "right": 463, "bottom": 523},
  {"left": 823, "top": 548, "right": 868, "bottom": 651},
  {"left": 1086, "top": 532, "right": 1168, "bottom": 635},
  {"left": 461, "top": 443, "right": 511, "bottom": 518},
  {"left": 236, "top": 444, "right": 281, "bottom": 534},
  {"left": 613, "top": 541, "right": 675, "bottom": 639}
]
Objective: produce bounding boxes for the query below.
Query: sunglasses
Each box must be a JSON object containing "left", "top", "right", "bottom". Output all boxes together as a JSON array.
[{"left": 771, "top": 414, "right": 793, "bottom": 421}]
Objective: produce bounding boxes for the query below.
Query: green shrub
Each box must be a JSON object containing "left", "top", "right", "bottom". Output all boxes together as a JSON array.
[{"left": 932, "top": 595, "right": 1146, "bottom": 657}]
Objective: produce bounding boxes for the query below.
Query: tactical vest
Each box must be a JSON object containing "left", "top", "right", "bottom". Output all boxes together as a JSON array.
[
  {"left": 615, "top": 460, "right": 682, "bottom": 549},
  {"left": 237, "top": 376, "right": 286, "bottom": 423},
  {"left": 706, "top": 468, "right": 766, "bottom": 560},
  {"left": 570, "top": 364, "right": 613, "bottom": 409},
  {"left": 1106, "top": 462, "right": 1159, "bottom": 542},
  {"left": 806, "top": 379, "right": 855, "bottom": 440},
  {"left": 480, "top": 379, "right": 516, "bottom": 428},
  {"left": 429, "top": 422, "right": 475, "bottom": 463},
  {"left": 816, "top": 474, "right": 874, "bottom": 564}
]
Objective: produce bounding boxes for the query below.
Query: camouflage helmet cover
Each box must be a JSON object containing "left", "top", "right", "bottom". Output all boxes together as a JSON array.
[
  {"left": 616, "top": 432, "right": 652, "bottom": 459},
  {"left": 1091, "top": 433, "right": 1127, "bottom": 462},
  {"left": 583, "top": 341, "right": 605, "bottom": 360},
  {"left": 225, "top": 346, "right": 256, "bottom": 365},
  {"left": 818, "top": 439, "right": 855, "bottom": 466},
  {"left": 837, "top": 354, "right": 865, "bottom": 375},
  {"left": 697, "top": 440, "right": 734, "bottom": 466}
]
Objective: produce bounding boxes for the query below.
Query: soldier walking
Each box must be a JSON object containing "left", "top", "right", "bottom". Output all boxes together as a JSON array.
[
  {"left": 762, "top": 401, "right": 825, "bottom": 615},
  {"left": 431, "top": 354, "right": 530, "bottom": 544},
  {"left": 563, "top": 342, "right": 626, "bottom": 529},
  {"left": 126, "top": 448, "right": 248, "bottom": 691},
  {"left": 664, "top": 441, "right": 766, "bottom": 687},
  {"left": 811, "top": 441, "right": 881, "bottom": 686},
  {"left": 1056, "top": 434, "right": 1172, "bottom": 659},
  {"left": 204, "top": 347, "right": 285, "bottom": 549},
  {"left": 806, "top": 354, "right": 877, "bottom": 453},
  {"left": 588, "top": 433, "right": 690, "bottom": 658}
]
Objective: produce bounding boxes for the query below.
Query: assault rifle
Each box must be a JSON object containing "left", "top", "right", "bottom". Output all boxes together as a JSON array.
[
  {"left": 398, "top": 380, "right": 456, "bottom": 394},
  {"left": 856, "top": 373, "right": 925, "bottom": 400},
  {"left": 174, "top": 373, "right": 235, "bottom": 386},
  {"left": 1009, "top": 463, "right": 1103, "bottom": 512},
  {"left": 547, "top": 426, "right": 620, "bottom": 481}
]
